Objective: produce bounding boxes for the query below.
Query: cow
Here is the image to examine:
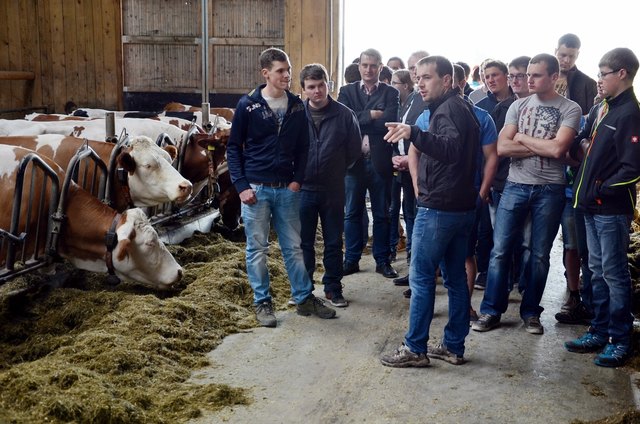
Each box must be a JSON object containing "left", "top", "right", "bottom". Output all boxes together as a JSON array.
[
  {"left": 25, "top": 112, "right": 199, "bottom": 132},
  {"left": 0, "top": 144, "right": 183, "bottom": 288},
  {"left": 0, "top": 118, "right": 189, "bottom": 145},
  {"left": 0, "top": 135, "right": 193, "bottom": 211},
  {"left": 163, "top": 102, "right": 234, "bottom": 127}
]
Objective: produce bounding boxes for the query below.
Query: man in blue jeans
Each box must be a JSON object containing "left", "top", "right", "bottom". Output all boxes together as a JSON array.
[
  {"left": 380, "top": 55, "right": 479, "bottom": 367},
  {"left": 227, "top": 48, "right": 335, "bottom": 327},
  {"left": 565, "top": 47, "right": 640, "bottom": 367},
  {"left": 472, "top": 54, "right": 581, "bottom": 335},
  {"left": 338, "top": 48, "right": 400, "bottom": 279},
  {"left": 298, "top": 63, "right": 362, "bottom": 308}
]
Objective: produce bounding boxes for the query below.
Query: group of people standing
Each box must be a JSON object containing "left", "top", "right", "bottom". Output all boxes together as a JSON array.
[{"left": 227, "top": 34, "right": 640, "bottom": 370}]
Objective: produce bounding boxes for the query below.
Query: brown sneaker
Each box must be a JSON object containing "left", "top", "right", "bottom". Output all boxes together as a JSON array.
[{"left": 380, "top": 343, "right": 430, "bottom": 368}]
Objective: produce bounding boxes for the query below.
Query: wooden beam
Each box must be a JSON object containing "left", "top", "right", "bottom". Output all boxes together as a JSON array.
[{"left": 0, "top": 71, "right": 35, "bottom": 80}]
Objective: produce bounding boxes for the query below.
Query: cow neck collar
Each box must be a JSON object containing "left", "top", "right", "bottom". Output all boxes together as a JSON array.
[
  {"left": 104, "top": 212, "right": 122, "bottom": 285},
  {"left": 116, "top": 167, "right": 135, "bottom": 209},
  {"left": 206, "top": 142, "right": 220, "bottom": 200}
]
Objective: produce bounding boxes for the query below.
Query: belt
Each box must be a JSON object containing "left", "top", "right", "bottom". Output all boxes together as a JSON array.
[{"left": 250, "top": 181, "right": 288, "bottom": 188}]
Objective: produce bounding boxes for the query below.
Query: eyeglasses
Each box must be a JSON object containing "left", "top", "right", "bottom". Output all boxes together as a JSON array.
[
  {"left": 507, "top": 73, "right": 526, "bottom": 81},
  {"left": 391, "top": 81, "right": 404, "bottom": 85},
  {"left": 597, "top": 69, "right": 620, "bottom": 79}
]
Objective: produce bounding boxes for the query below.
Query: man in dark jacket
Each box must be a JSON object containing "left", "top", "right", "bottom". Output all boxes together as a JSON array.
[
  {"left": 555, "top": 33, "right": 598, "bottom": 115},
  {"left": 227, "top": 48, "right": 335, "bottom": 328},
  {"left": 564, "top": 48, "right": 640, "bottom": 368},
  {"left": 298, "top": 63, "right": 362, "bottom": 308},
  {"left": 338, "top": 48, "right": 400, "bottom": 279},
  {"left": 380, "top": 55, "right": 480, "bottom": 368}
]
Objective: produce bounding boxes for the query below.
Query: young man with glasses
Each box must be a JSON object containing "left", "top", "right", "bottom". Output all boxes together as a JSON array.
[{"left": 564, "top": 48, "right": 640, "bottom": 367}]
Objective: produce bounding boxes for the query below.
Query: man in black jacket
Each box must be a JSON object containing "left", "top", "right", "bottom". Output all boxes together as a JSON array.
[
  {"left": 380, "top": 55, "right": 480, "bottom": 367},
  {"left": 299, "top": 63, "right": 362, "bottom": 308},
  {"left": 564, "top": 48, "right": 640, "bottom": 368},
  {"left": 338, "top": 48, "right": 399, "bottom": 279}
]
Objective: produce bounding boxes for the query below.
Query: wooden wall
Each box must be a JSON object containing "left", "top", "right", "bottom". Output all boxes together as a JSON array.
[
  {"left": 0, "top": 0, "right": 340, "bottom": 114},
  {"left": 0, "top": 0, "right": 122, "bottom": 115}
]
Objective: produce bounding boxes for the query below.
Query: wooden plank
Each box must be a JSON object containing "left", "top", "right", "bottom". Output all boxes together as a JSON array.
[
  {"left": 91, "top": 0, "right": 106, "bottom": 108},
  {"left": 49, "top": 0, "right": 66, "bottom": 113},
  {"left": 19, "top": 0, "right": 40, "bottom": 107},
  {"left": 285, "top": 0, "right": 302, "bottom": 93},
  {"left": 6, "top": 0, "right": 23, "bottom": 108},
  {"left": 62, "top": 0, "right": 78, "bottom": 112},
  {"left": 36, "top": 0, "right": 53, "bottom": 111},
  {"left": 209, "top": 37, "right": 283, "bottom": 46},
  {"left": 122, "top": 35, "right": 201, "bottom": 44},
  {"left": 0, "top": 2, "right": 10, "bottom": 110},
  {"left": 81, "top": 0, "right": 97, "bottom": 108},
  {"left": 0, "top": 71, "right": 35, "bottom": 81},
  {"left": 101, "top": 0, "right": 121, "bottom": 109}
]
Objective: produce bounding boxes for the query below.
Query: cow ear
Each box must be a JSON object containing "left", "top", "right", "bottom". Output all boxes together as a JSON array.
[
  {"left": 164, "top": 145, "right": 178, "bottom": 160},
  {"left": 117, "top": 152, "right": 136, "bottom": 174}
]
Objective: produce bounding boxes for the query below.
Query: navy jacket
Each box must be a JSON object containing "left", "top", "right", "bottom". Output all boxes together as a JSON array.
[
  {"left": 302, "top": 96, "right": 362, "bottom": 191},
  {"left": 410, "top": 89, "right": 480, "bottom": 211},
  {"left": 573, "top": 88, "right": 640, "bottom": 215},
  {"left": 337, "top": 81, "right": 399, "bottom": 176},
  {"left": 227, "top": 84, "right": 309, "bottom": 193}
]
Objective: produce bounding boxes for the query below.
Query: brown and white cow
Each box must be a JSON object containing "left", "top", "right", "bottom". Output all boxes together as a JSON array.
[
  {"left": 0, "top": 145, "right": 183, "bottom": 288},
  {"left": 0, "top": 134, "right": 192, "bottom": 211},
  {"left": 163, "top": 102, "right": 234, "bottom": 127}
]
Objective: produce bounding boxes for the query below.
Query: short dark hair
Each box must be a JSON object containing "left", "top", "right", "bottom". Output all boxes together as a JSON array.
[
  {"left": 482, "top": 59, "right": 508, "bottom": 74},
  {"left": 599, "top": 47, "right": 639, "bottom": 80},
  {"left": 344, "top": 63, "right": 361, "bottom": 83},
  {"left": 530, "top": 53, "right": 560, "bottom": 75},
  {"left": 417, "top": 55, "right": 453, "bottom": 79},
  {"left": 456, "top": 61, "right": 471, "bottom": 79},
  {"left": 508, "top": 56, "right": 532, "bottom": 70},
  {"left": 558, "top": 33, "right": 581, "bottom": 49},
  {"left": 387, "top": 56, "right": 405, "bottom": 68},
  {"left": 360, "top": 48, "right": 382, "bottom": 64},
  {"left": 259, "top": 47, "right": 289, "bottom": 70},
  {"left": 379, "top": 65, "right": 393, "bottom": 83},
  {"left": 300, "top": 63, "right": 329, "bottom": 89}
]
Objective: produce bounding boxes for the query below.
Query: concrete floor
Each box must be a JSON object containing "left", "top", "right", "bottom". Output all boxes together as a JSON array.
[{"left": 189, "top": 234, "right": 636, "bottom": 424}]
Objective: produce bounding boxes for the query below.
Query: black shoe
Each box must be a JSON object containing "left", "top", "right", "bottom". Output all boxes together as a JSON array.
[
  {"left": 403, "top": 288, "right": 411, "bottom": 298},
  {"left": 389, "top": 252, "right": 397, "bottom": 263},
  {"left": 474, "top": 271, "right": 487, "bottom": 290},
  {"left": 376, "top": 263, "right": 398, "bottom": 279},
  {"left": 343, "top": 261, "right": 360, "bottom": 276},
  {"left": 555, "top": 301, "right": 593, "bottom": 325},
  {"left": 393, "top": 274, "right": 409, "bottom": 286}
]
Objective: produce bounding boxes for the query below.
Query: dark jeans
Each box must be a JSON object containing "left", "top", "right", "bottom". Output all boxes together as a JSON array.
[
  {"left": 299, "top": 189, "right": 345, "bottom": 296},
  {"left": 389, "top": 172, "right": 416, "bottom": 254},
  {"left": 344, "top": 158, "right": 392, "bottom": 266}
]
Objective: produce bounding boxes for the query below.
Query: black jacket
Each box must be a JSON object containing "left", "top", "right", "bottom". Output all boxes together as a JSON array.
[
  {"left": 490, "top": 95, "right": 517, "bottom": 192},
  {"left": 227, "top": 84, "right": 309, "bottom": 193},
  {"left": 567, "top": 66, "right": 598, "bottom": 115},
  {"left": 337, "top": 81, "right": 399, "bottom": 176},
  {"left": 573, "top": 88, "right": 640, "bottom": 215},
  {"left": 410, "top": 89, "right": 480, "bottom": 211},
  {"left": 302, "top": 96, "right": 362, "bottom": 191}
]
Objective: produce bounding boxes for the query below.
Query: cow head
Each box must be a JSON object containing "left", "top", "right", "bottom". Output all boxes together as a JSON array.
[
  {"left": 113, "top": 208, "right": 183, "bottom": 289},
  {"left": 117, "top": 136, "right": 192, "bottom": 206}
]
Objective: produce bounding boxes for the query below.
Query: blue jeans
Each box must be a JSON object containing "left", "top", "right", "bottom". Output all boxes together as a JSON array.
[
  {"left": 480, "top": 182, "right": 565, "bottom": 319},
  {"left": 299, "top": 189, "right": 345, "bottom": 296},
  {"left": 344, "top": 158, "right": 392, "bottom": 266},
  {"left": 584, "top": 213, "right": 633, "bottom": 344},
  {"left": 241, "top": 184, "right": 313, "bottom": 305},
  {"left": 389, "top": 172, "right": 416, "bottom": 254},
  {"left": 405, "top": 207, "right": 475, "bottom": 356}
]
